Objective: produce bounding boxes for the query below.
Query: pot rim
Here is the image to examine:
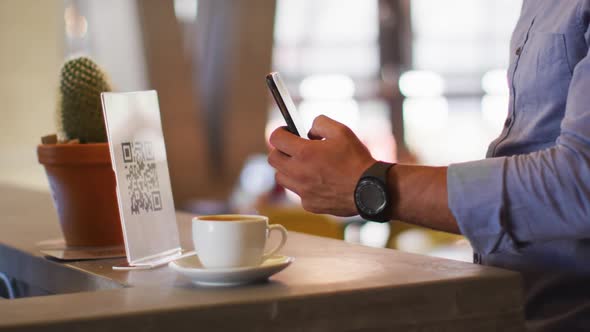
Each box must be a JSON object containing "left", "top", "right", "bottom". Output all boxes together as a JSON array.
[{"left": 37, "top": 142, "right": 113, "bottom": 166}]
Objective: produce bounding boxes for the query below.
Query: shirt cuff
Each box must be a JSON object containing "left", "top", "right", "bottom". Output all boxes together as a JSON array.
[{"left": 447, "top": 157, "right": 517, "bottom": 255}]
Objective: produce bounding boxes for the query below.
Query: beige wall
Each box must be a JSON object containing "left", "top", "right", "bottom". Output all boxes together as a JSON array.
[{"left": 0, "top": 0, "right": 63, "bottom": 190}]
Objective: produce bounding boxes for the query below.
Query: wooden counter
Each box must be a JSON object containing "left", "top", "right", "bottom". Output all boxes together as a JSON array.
[{"left": 0, "top": 185, "right": 524, "bottom": 331}]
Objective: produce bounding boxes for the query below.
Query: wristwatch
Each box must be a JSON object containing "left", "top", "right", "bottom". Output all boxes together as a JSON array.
[{"left": 354, "top": 161, "right": 395, "bottom": 222}]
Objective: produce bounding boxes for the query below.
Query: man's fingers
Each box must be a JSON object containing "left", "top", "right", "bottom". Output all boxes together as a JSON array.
[
  {"left": 268, "top": 148, "right": 301, "bottom": 178},
  {"left": 308, "top": 115, "right": 351, "bottom": 139},
  {"left": 269, "top": 127, "right": 306, "bottom": 157},
  {"left": 307, "top": 131, "right": 324, "bottom": 140}
]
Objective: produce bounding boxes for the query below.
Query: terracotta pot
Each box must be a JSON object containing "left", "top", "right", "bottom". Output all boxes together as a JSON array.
[{"left": 37, "top": 143, "right": 124, "bottom": 247}]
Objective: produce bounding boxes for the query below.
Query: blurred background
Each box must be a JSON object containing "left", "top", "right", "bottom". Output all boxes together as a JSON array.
[{"left": 0, "top": 0, "right": 522, "bottom": 261}]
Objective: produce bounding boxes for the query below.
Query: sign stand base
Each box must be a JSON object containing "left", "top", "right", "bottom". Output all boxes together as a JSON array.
[{"left": 113, "top": 250, "right": 196, "bottom": 270}]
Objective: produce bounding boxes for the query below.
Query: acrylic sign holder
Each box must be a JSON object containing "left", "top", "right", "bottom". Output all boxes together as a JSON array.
[{"left": 101, "top": 91, "right": 194, "bottom": 270}]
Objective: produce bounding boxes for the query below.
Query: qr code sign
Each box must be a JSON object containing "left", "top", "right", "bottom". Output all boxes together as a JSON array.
[{"left": 121, "top": 141, "right": 163, "bottom": 215}]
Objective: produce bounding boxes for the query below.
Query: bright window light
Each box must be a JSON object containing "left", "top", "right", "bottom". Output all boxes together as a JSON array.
[
  {"left": 402, "top": 97, "right": 449, "bottom": 132},
  {"left": 299, "top": 100, "right": 360, "bottom": 133},
  {"left": 399, "top": 70, "right": 445, "bottom": 98},
  {"left": 174, "top": 0, "right": 198, "bottom": 23},
  {"left": 238, "top": 155, "right": 276, "bottom": 195},
  {"left": 395, "top": 229, "right": 435, "bottom": 254},
  {"left": 482, "top": 69, "right": 509, "bottom": 95},
  {"left": 359, "top": 222, "right": 390, "bottom": 248},
  {"left": 299, "top": 74, "right": 355, "bottom": 100},
  {"left": 482, "top": 95, "right": 509, "bottom": 132}
]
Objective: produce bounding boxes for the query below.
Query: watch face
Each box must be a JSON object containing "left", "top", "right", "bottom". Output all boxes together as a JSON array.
[{"left": 355, "top": 179, "right": 387, "bottom": 215}]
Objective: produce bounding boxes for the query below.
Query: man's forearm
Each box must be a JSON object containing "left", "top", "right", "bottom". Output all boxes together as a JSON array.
[{"left": 389, "top": 165, "right": 460, "bottom": 234}]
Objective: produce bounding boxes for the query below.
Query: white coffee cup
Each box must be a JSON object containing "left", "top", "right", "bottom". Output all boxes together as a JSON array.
[{"left": 192, "top": 214, "right": 288, "bottom": 269}]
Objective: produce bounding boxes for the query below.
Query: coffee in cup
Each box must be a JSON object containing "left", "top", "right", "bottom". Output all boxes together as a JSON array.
[{"left": 192, "top": 214, "right": 288, "bottom": 269}]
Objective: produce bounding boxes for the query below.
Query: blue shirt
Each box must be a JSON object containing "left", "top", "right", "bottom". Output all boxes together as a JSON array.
[{"left": 447, "top": 1, "right": 590, "bottom": 331}]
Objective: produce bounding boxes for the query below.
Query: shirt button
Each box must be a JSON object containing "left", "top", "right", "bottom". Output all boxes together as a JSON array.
[
  {"left": 515, "top": 46, "right": 522, "bottom": 56},
  {"left": 504, "top": 117, "right": 513, "bottom": 128}
]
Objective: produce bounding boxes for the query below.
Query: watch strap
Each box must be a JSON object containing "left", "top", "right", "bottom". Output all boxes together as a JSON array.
[{"left": 361, "top": 161, "right": 394, "bottom": 183}]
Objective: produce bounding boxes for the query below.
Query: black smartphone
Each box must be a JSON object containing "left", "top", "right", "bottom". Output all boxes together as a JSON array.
[{"left": 266, "top": 72, "right": 308, "bottom": 138}]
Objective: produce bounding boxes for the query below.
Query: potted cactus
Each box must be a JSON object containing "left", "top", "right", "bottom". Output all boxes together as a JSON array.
[{"left": 37, "top": 57, "right": 124, "bottom": 247}]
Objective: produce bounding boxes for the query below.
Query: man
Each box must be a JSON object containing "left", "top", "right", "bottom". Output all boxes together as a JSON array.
[{"left": 267, "top": 1, "right": 590, "bottom": 331}]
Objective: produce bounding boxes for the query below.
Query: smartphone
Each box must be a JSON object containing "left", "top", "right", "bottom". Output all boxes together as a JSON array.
[{"left": 266, "top": 72, "right": 308, "bottom": 138}]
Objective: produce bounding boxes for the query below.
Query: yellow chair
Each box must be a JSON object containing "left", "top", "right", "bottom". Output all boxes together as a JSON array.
[{"left": 258, "top": 206, "right": 345, "bottom": 240}]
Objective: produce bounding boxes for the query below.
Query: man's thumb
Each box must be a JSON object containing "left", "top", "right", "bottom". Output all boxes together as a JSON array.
[{"left": 308, "top": 115, "right": 349, "bottom": 139}]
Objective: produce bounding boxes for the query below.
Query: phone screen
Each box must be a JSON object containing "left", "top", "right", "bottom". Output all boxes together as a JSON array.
[{"left": 266, "top": 72, "right": 308, "bottom": 138}]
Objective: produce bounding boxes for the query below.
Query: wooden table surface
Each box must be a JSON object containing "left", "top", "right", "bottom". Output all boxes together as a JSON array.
[{"left": 0, "top": 185, "right": 524, "bottom": 331}]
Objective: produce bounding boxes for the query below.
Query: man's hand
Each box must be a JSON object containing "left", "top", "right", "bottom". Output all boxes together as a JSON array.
[
  {"left": 268, "top": 115, "right": 460, "bottom": 234},
  {"left": 268, "top": 115, "right": 375, "bottom": 216}
]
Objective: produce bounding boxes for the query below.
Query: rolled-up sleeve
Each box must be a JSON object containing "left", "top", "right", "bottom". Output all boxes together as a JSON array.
[
  {"left": 447, "top": 157, "right": 518, "bottom": 254},
  {"left": 448, "top": 22, "right": 590, "bottom": 255}
]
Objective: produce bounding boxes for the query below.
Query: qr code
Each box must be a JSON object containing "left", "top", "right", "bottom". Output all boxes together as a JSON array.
[{"left": 121, "top": 141, "right": 162, "bottom": 215}]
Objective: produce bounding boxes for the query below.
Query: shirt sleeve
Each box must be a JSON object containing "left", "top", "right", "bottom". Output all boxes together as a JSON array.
[{"left": 448, "top": 16, "right": 590, "bottom": 255}]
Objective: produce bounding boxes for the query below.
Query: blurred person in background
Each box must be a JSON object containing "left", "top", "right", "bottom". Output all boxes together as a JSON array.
[{"left": 268, "top": 2, "right": 590, "bottom": 331}]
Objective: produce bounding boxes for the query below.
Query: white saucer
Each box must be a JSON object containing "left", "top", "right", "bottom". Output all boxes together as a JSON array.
[{"left": 169, "top": 255, "right": 294, "bottom": 287}]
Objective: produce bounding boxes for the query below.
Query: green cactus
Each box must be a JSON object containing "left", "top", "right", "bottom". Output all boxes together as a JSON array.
[{"left": 58, "top": 56, "right": 112, "bottom": 143}]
